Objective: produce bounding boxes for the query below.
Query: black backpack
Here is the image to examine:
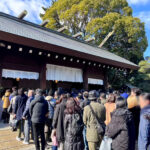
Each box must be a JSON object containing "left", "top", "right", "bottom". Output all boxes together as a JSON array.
[{"left": 70, "top": 113, "right": 84, "bottom": 136}]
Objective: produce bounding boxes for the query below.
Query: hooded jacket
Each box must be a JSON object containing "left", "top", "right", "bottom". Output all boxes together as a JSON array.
[
  {"left": 106, "top": 108, "right": 135, "bottom": 150},
  {"left": 29, "top": 95, "right": 48, "bottom": 124},
  {"left": 138, "top": 105, "right": 150, "bottom": 150},
  {"left": 14, "top": 94, "right": 28, "bottom": 121}
]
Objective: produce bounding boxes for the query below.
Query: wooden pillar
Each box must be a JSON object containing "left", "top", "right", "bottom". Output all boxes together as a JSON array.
[
  {"left": 0, "top": 55, "right": 3, "bottom": 87},
  {"left": 0, "top": 65, "right": 2, "bottom": 87},
  {"left": 83, "top": 67, "right": 88, "bottom": 91},
  {"left": 39, "top": 63, "right": 46, "bottom": 90},
  {"left": 103, "top": 69, "right": 108, "bottom": 90}
]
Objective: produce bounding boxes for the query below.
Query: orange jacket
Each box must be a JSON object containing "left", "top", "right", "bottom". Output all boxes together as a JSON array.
[
  {"left": 2, "top": 92, "right": 11, "bottom": 109},
  {"left": 104, "top": 102, "right": 116, "bottom": 125},
  {"left": 127, "top": 96, "right": 138, "bottom": 109}
]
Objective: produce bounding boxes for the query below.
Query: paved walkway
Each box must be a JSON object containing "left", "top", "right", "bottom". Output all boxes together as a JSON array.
[{"left": 0, "top": 122, "right": 35, "bottom": 150}]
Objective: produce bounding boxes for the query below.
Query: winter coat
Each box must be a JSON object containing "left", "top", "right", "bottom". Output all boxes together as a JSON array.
[
  {"left": 106, "top": 108, "right": 135, "bottom": 150},
  {"left": 14, "top": 94, "right": 28, "bottom": 121},
  {"left": 104, "top": 102, "right": 116, "bottom": 125},
  {"left": 22, "top": 96, "right": 34, "bottom": 119},
  {"left": 9, "top": 91, "right": 17, "bottom": 101},
  {"left": 2, "top": 92, "right": 11, "bottom": 108},
  {"left": 127, "top": 95, "right": 140, "bottom": 139},
  {"left": 83, "top": 101, "right": 106, "bottom": 142},
  {"left": 47, "top": 98, "right": 56, "bottom": 119},
  {"left": 127, "top": 95, "right": 138, "bottom": 109},
  {"left": 138, "top": 105, "right": 150, "bottom": 150},
  {"left": 29, "top": 95, "right": 48, "bottom": 124},
  {"left": 52, "top": 99, "right": 67, "bottom": 142},
  {"left": 64, "top": 113, "right": 84, "bottom": 150}
]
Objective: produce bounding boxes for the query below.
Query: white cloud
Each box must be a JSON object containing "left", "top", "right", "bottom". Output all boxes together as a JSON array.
[
  {"left": 128, "top": 0, "right": 150, "bottom": 5},
  {"left": 135, "top": 11, "right": 150, "bottom": 30},
  {"left": 0, "top": 0, "right": 51, "bottom": 23}
]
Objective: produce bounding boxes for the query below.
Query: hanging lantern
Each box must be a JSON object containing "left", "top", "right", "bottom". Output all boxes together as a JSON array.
[
  {"left": 29, "top": 49, "right": 33, "bottom": 53},
  {"left": 19, "top": 48, "right": 23, "bottom": 52},
  {"left": 7, "top": 45, "right": 11, "bottom": 49},
  {"left": 39, "top": 52, "right": 42, "bottom": 55},
  {"left": 16, "top": 78, "right": 20, "bottom": 82}
]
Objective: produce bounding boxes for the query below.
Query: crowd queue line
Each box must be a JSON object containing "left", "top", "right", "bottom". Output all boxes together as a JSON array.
[{"left": 0, "top": 87, "right": 150, "bottom": 150}]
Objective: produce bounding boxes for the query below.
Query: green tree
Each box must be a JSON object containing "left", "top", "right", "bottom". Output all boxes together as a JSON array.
[
  {"left": 130, "top": 59, "right": 150, "bottom": 92},
  {"left": 42, "top": 0, "right": 148, "bottom": 89},
  {"left": 43, "top": 0, "right": 147, "bottom": 63}
]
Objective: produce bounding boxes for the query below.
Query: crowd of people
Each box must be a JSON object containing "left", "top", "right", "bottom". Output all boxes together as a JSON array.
[{"left": 0, "top": 87, "right": 150, "bottom": 150}]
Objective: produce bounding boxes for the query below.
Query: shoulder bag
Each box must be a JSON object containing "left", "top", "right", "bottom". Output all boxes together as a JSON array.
[{"left": 89, "top": 104, "right": 105, "bottom": 136}]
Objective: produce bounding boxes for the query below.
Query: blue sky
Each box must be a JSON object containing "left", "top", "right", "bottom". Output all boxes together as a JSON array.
[{"left": 0, "top": 0, "right": 150, "bottom": 57}]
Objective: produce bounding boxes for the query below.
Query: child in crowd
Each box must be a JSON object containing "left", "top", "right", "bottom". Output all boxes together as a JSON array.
[{"left": 51, "top": 129, "right": 58, "bottom": 150}]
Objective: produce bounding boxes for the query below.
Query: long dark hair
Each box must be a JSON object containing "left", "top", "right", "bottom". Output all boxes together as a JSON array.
[{"left": 65, "top": 97, "right": 81, "bottom": 114}]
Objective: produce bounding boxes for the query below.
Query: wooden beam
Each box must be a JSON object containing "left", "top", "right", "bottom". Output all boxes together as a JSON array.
[
  {"left": 57, "top": 26, "right": 68, "bottom": 32},
  {"left": 0, "top": 31, "right": 138, "bottom": 70},
  {"left": 40, "top": 20, "right": 49, "bottom": 27},
  {"left": 85, "top": 37, "right": 95, "bottom": 42},
  {"left": 98, "top": 30, "right": 115, "bottom": 48},
  {"left": 18, "top": 10, "right": 27, "bottom": 19},
  {"left": 73, "top": 32, "right": 83, "bottom": 38}
]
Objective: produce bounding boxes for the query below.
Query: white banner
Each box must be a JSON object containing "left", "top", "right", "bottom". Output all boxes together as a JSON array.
[
  {"left": 88, "top": 78, "right": 103, "bottom": 85},
  {"left": 2, "top": 69, "right": 39, "bottom": 80},
  {"left": 46, "top": 64, "right": 83, "bottom": 82}
]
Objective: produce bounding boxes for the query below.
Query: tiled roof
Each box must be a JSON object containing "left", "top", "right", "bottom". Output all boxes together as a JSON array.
[{"left": 0, "top": 12, "right": 138, "bottom": 69}]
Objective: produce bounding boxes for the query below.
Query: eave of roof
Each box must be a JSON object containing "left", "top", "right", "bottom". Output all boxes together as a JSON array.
[{"left": 0, "top": 12, "right": 138, "bottom": 70}]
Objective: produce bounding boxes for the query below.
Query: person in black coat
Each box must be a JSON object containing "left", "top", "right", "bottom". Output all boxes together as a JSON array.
[
  {"left": 105, "top": 97, "right": 135, "bottom": 150},
  {"left": 64, "top": 98, "right": 84, "bottom": 150},
  {"left": 52, "top": 93, "right": 67, "bottom": 150},
  {"left": 29, "top": 89, "right": 49, "bottom": 150},
  {"left": 14, "top": 88, "right": 28, "bottom": 141},
  {"left": 79, "top": 91, "right": 90, "bottom": 150}
]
